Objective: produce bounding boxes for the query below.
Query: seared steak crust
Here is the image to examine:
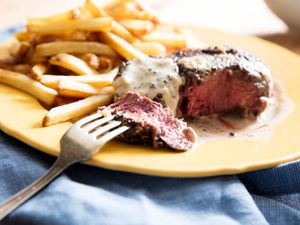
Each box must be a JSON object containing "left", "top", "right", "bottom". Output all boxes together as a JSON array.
[
  {"left": 173, "top": 46, "right": 272, "bottom": 119},
  {"left": 173, "top": 47, "right": 271, "bottom": 88},
  {"left": 112, "top": 115, "right": 165, "bottom": 148}
]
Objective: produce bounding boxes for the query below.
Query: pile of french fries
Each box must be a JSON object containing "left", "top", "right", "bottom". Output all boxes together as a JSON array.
[{"left": 0, "top": 0, "right": 200, "bottom": 127}]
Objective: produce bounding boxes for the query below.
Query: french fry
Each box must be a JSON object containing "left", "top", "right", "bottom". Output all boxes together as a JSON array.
[
  {"left": 84, "top": 0, "right": 106, "bottom": 17},
  {"left": 40, "top": 70, "right": 117, "bottom": 90},
  {"left": 12, "top": 64, "right": 31, "bottom": 74},
  {"left": 58, "top": 79, "right": 114, "bottom": 98},
  {"left": 103, "top": 0, "right": 134, "bottom": 10},
  {"left": 107, "top": 2, "right": 156, "bottom": 21},
  {"left": 39, "top": 76, "right": 59, "bottom": 89},
  {"left": 42, "top": 94, "right": 113, "bottom": 126},
  {"left": 34, "top": 31, "right": 89, "bottom": 43},
  {"left": 142, "top": 31, "right": 187, "bottom": 48},
  {"left": 14, "top": 31, "right": 32, "bottom": 42},
  {"left": 10, "top": 42, "right": 31, "bottom": 58},
  {"left": 0, "top": 58, "right": 16, "bottom": 70},
  {"left": 0, "top": 68, "right": 57, "bottom": 105},
  {"left": 106, "top": 5, "right": 136, "bottom": 20},
  {"left": 28, "top": 8, "right": 82, "bottom": 23},
  {"left": 27, "top": 7, "right": 94, "bottom": 23},
  {"left": 54, "top": 97, "right": 78, "bottom": 106},
  {"left": 85, "top": 0, "right": 136, "bottom": 43},
  {"left": 76, "top": 6, "right": 95, "bottom": 19},
  {"left": 79, "top": 53, "right": 100, "bottom": 70},
  {"left": 30, "top": 35, "right": 61, "bottom": 45},
  {"left": 30, "top": 63, "right": 49, "bottom": 80},
  {"left": 35, "top": 41, "right": 116, "bottom": 57},
  {"left": 28, "top": 53, "right": 48, "bottom": 65},
  {"left": 134, "top": 0, "right": 159, "bottom": 24},
  {"left": 64, "top": 31, "right": 88, "bottom": 41},
  {"left": 119, "top": 19, "right": 154, "bottom": 36},
  {"left": 99, "top": 32, "right": 146, "bottom": 59},
  {"left": 27, "top": 17, "right": 113, "bottom": 35},
  {"left": 98, "top": 56, "right": 113, "bottom": 72},
  {"left": 133, "top": 41, "right": 166, "bottom": 56},
  {"left": 111, "top": 21, "right": 136, "bottom": 43},
  {"left": 39, "top": 75, "right": 63, "bottom": 89},
  {"left": 49, "top": 53, "right": 96, "bottom": 75}
]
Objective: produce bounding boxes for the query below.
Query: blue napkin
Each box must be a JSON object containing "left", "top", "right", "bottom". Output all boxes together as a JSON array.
[{"left": 1, "top": 28, "right": 300, "bottom": 225}]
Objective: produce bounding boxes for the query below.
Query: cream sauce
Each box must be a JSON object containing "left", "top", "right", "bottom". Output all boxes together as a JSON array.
[
  {"left": 189, "top": 80, "right": 293, "bottom": 143},
  {"left": 113, "top": 57, "right": 182, "bottom": 115}
]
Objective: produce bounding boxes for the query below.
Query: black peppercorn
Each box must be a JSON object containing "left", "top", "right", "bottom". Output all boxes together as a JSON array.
[
  {"left": 157, "top": 93, "right": 163, "bottom": 99},
  {"left": 150, "top": 83, "right": 156, "bottom": 89}
]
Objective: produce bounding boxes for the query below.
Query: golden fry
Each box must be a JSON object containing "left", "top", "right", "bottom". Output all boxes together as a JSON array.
[
  {"left": 134, "top": 0, "right": 159, "bottom": 24},
  {"left": 14, "top": 31, "right": 32, "bottom": 42},
  {"left": 98, "top": 56, "right": 113, "bottom": 72},
  {"left": 27, "top": 17, "right": 113, "bottom": 35},
  {"left": 58, "top": 79, "right": 114, "bottom": 98},
  {"left": 64, "top": 31, "right": 88, "bottom": 41},
  {"left": 133, "top": 41, "right": 166, "bottom": 56},
  {"left": 119, "top": 19, "right": 154, "bottom": 36},
  {"left": 40, "top": 68, "right": 118, "bottom": 89},
  {"left": 28, "top": 7, "right": 94, "bottom": 24},
  {"left": 99, "top": 32, "right": 146, "bottom": 60},
  {"left": 103, "top": 0, "right": 134, "bottom": 10},
  {"left": 111, "top": 21, "right": 136, "bottom": 43},
  {"left": 49, "top": 53, "right": 96, "bottom": 75},
  {"left": 43, "top": 94, "right": 113, "bottom": 126},
  {"left": 12, "top": 64, "right": 31, "bottom": 74},
  {"left": 28, "top": 53, "right": 48, "bottom": 65},
  {"left": 54, "top": 97, "right": 78, "bottom": 106},
  {"left": 84, "top": 0, "right": 106, "bottom": 17},
  {"left": 10, "top": 42, "right": 31, "bottom": 58},
  {"left": 28, "top": 8, "right": 79, "bottom": 24},
  {"left": 0, "top": 68, "right": 57, "bottom": 105},
  {"left": 79, "top": 53, "right": 100, "bottom": 70},
  {"left": 0, "top": 58, "right": 16, "bottom": 70},
  {"left": 35, "top": 41, "right": 116, "bottom": 57},
  {"left": 30, "top": 63, "right": 49, "bottom": 80},
  {"left": 85, "top": 0, "right": 136, "bottom": 43},
  {"left": 107, "top": 2, "right": 156, "bottom": 22}
]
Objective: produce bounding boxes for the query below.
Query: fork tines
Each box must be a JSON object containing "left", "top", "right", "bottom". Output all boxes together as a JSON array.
[{"left": 75, "top": 113, "right": 129, "bottom": 141}]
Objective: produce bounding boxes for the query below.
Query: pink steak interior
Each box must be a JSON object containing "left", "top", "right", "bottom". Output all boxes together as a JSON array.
[{"left": 178, "top": 70, "right": 267, "bottom": 119}]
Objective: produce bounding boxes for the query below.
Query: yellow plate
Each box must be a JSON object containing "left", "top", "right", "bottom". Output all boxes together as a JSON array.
[{"left": 1, "top": 27, "right": 300, "bottom": 177}]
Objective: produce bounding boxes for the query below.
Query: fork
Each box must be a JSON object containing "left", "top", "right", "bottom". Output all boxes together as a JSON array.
[{"left": 0, "top": 113, "right": 129, "bottom": 220}]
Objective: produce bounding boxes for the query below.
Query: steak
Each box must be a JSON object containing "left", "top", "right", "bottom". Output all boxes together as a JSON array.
[
  {"left": 98, "top": 91, "right": 196, "bottom": 151},
  {"left": 173, "top": 46, "right": 272, "bottom": 119},
  {"left": 111, "top": 46, "right": 273, "bottom": 150}
]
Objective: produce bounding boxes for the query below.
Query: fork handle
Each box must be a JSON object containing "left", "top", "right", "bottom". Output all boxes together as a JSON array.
[{"left": 0, "top": 158, "right": 73, "bottom": 220}]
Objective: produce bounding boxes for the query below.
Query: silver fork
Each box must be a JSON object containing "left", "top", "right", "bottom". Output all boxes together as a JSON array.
[{"left": 0, "top": 113, "right": 129, "bottom": 220}]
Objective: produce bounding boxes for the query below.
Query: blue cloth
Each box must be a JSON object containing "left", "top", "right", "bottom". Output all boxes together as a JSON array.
[{"left": 1, "top": 27, "right": 300, "bottom": 225}]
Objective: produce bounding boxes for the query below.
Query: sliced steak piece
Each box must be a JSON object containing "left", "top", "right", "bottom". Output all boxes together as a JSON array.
[
  {"left": 173, "top": 46, "right": 272, "bottom": 119},
  {"left": 98, "top": 91, "right": 196, "bottom": 151}
]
